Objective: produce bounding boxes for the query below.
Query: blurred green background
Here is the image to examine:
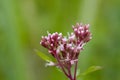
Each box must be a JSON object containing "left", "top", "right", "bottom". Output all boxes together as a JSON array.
[{"left": 0, "top": 0, "right": 120, "bottom": 80}]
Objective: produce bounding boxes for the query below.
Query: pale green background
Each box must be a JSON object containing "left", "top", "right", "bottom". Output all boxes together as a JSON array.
[{"left": 0, "top": 0, "right": 120, "bottom": 80}]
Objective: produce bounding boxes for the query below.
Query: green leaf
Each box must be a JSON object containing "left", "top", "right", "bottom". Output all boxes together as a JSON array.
[
  {"left": 34, "top": 49, "right": 52, "bottom": 62},
  {"left": 55, "top": 67, "right": 62, "bottom": 72},
  {"left": 77, "top": 66, "right": 102, "bottom": 78},
  {"left": 76, "top": 69, "right": 80, "bottom": 77}
]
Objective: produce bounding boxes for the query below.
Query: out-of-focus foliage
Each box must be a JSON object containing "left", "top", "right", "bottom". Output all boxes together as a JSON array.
[{"left": 0, "top": 0, "right": 120, "bottom": 80}]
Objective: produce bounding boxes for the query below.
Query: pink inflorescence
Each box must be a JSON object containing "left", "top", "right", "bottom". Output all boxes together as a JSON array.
[{"left": 40, "top": 23, "right": 92, "bottom": 80}]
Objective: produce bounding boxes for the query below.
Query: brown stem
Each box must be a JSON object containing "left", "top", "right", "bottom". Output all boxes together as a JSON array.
[
  {"left": 68, "top": 64, "right": 73, "bottom": 80},
  {"left": 55, "top": 54, "right": 69, "bottom": 78},
  {"left": 73, "top": 61, "right": 78, "bottom": 80}
]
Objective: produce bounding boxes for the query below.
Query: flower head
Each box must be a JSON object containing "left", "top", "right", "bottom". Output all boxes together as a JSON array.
[
  {"left": 40, "top": 32, "right": 63, "bottom": 56},
  {"left": 40, "top": 23, "right": 91, "bottom": 62},
  {"left": 40, "top": 23, "right": 92, "bottom": 80}
]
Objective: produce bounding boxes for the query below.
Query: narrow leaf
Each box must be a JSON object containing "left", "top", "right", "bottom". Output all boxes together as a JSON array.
[
  {"left": 55, "top": 67, "right": 62, "bottom": 72},
  {"left": 34, "top": 49, "right": 52, "bottom": 62},
  {"left": 77, "top": 66, "right": 102, "bottom": 78},
  {"left": 76, "top": 69, "right": 80, "bottom": 77}
]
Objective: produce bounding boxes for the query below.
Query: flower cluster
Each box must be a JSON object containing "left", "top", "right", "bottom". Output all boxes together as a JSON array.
[{"left": 40, "top": 23, "right": 92, "bottom": 80}]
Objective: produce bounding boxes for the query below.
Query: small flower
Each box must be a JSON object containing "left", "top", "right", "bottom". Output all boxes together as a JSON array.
[{"left": 40, "top": 23, "right": 92, "bottom": 80}]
